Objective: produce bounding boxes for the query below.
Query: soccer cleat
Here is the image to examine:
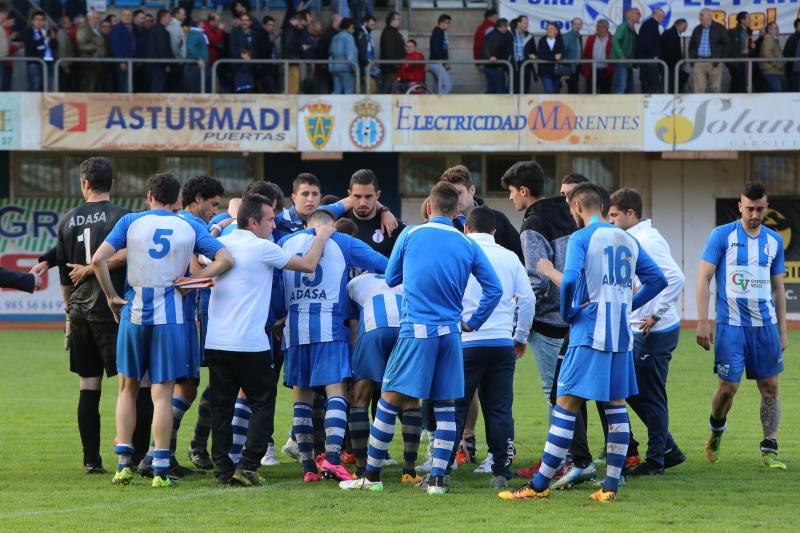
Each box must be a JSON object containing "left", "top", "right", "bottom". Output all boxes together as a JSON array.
[
  {"left": 625, "top": 455, "right": 641, "bottom": 469},
  {"left": 232, "top": 469, "right": 265, "bottom": 487},
  {"left": 137, "top": 460, "right": 154, "bottom": 478},
  {"left": 761, "top": 452, "right": 787, "bottom": 470},
  {"left": 415, "top": 473, "right": 451, "bottom": 491},
  {"left": 260, "top": 444, "right": 280, "bottom": 467},
  {"left": 85, "top": 464, "right": 107, "bottom": 475},
  {"left": 627, "top": 459, "right": 665, "bottom": 477},
  {"left": 315, "top": 452, "right": 326, "bottom": 470},
  {"left": 152, "top": 475, "right": 176, "bottom": 488},
  {"left": 281, "top": 437, "right": 301, "bottom": 461},
  {"left": 704, "top": 433, "right": 722, "bottom": 464},
  {"left": 188, "top": 448, "right": 214, "bottom": 470},
  {"left": 474, "top": 453, "right": 494, "bottom": 474},
  {"left": 490, "top": 475, "right": 509, "bottom": 489},
  {"left": 552, "top": 459, "right": 570, "bottom": 479},
  {"left": 664, "top": 447, "right": 687, "bottom": 469},
  {"left": 515, "top": 458, "right": 542, "bottom": 479},
  {"left": 401, "top": 472, "right": 422, "bottom": 484},
  {"left": 498, "top": 484, "right": 550, "bottom": 501},
  {"left": 552, "top": 462, "right": 598, "bottom": 489},
  {"left": 425, "top": 475, "right": 448, "bottom": 495},
  {"left": 320, "top": 460, "right": 354, "bottom": 481},
  {"left": 112, "top": 467, "right": 134, "bottom": 485},
  {"left": 339, "top": 477, "right": 384, "bottom": 492},
  {"left": 590, "top": 489, "right": 616, "bottom": 503},
  {"left": 455, "top": 449, "right": 468, "bottom": 465},
  {"left": 464, "top": 435, "right": 477, "bottom": 464},
  {"left": 170, "top": 458, "right": 201, "bottom": 478},
  {"left": 303, "top": 471, "right": 322, "bottom": 483}
]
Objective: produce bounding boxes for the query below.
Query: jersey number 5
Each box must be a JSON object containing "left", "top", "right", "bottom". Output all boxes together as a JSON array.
[
  {"left": 603, "top": 245, "right": 632, "bottom": 286},
  {"left": 149, "top": 229, "right": 174, "bottom": 259}
]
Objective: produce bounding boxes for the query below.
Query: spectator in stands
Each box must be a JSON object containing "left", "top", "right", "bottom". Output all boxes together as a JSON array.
[
  {"left": 0, "top": 5, "right": 9, "bottom": 91},
  {"left": 167, "top": 7, "right": 186, "bottom": 91},
  {"left": 581, "top": 18, "right": 612, "bottom": 93},
  {"left": 380, "top": 11, "right": 404, "bottom": 93},
  {"left": 473, "top": 9, "right": 497, "bottom": 63},
  {"left": 76, "top": 9, "right": 105, "bottom": 92},
  {"left": 636, "top": 8, "right": 664, "bottom": 93},
  {"left": 329, "top": 17, "right": 357, "bottom": 94},
  {"left": 145, "top": 9, "right": 173, "bottom": 93},
  {"left": 233, "top": 46, "right": 254, "bottom": 92},
  {"left": 760, "top": 22, "right": 784, "bottom": 93},
  {"left": 185, "top": 19, "right": 208, "bottom": 93},
  {"left": 315, "top": 14, "right": 341, "bottom": 94},
  {"left": 481, "top": 17, "right": 512, "bottom": 94},
  {"left": 689, "top": 8, "right": 729, "bottom": 93},
  {"left": 54, "top": 15, "right": 76, "bottom": 92},
  {"left": 727, "top": 12, "right": 754, "bottom": 93},
  {"left": 429, "top": 13, "right": 452, "bottom": 94},
  {"left": 537, "top": 21, "right": 564, "bottom": 94},
  {"left": 99, "top": 17, "right": 114, "bottom": 91},
  {"left": 25, "top": 10, "right": 57, "bottom": 91},
  {"left": 610, "top": 7, "right": 639, "bottom": 94},
  {"left": 561, "top": 17, "right": 583, "bottom": 94},
  {"left": 231, "top": 0, "right": 250, "bottom": 19},
  {"left": 393, "top": 38, "right": 425, "bottom": 92},
  {"left": 131, "top": 9, "right": 147, "bottom": 92},
  {"left": 259, "top": 15, "right": 279, "bottom": 93},
  {"left": 203, "top": 12, "right": 225, "bottom": 92},
  {"left": 144, "top": 13, "right": 155, "bottom": 30},
  {"left": 105, "top": 14, "right": 117, "bottom": 27},
  {"left": 230, "top": 12, "right": 256, "bottom": 93},
  {"left": 356, "top": 16, "right": 376, "bottom": 92},
  {"left": 783, "top": 18, "right": 800, "bottom": 92},
  {"left": 1, "top": 9, "right": 19, "bottom": 92},
  {"left": 282, "top": 12, "right": 306, "bottom": 94},
  {"left": 510, "top": 15, "right": 535, "bottom": 94},
  {"left": 110, "top": 9, "right": 134, "bottom": 92},
  {"left": 661, "top": 18, "right": 688, "bottom": 93}
]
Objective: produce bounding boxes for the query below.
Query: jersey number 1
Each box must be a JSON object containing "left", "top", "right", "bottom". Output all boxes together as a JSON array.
[
  {"left": 76, "top": 228, "right": 91, "bottom": 263},
  {"left": 149, "top": 229, "right": 173, "bottom": 259}
]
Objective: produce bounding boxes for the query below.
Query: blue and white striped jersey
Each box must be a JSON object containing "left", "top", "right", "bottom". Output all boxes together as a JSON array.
[
  {"left": 562, "top": 221, "right": 664, "bottom": 352},
  {"left": 701, "top": 220, "right": 785, "bottom": 327},
  {"left": 275, "top": 202, "right": 346, "bottom": 236},
  {"left": 279, "top": 230, "right": 387, "bottom": 347},
  {"left": 105, "top": 209, "right": 224, "bottom": 326},
  {"left": 178, "top": 209, "right": 210, "bottom": 321},
  {"left": 347, "top": 273, "right": 403, "bottom": 335}
]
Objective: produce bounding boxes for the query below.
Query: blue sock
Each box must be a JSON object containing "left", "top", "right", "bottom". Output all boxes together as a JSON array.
[
  {"left": 602, "top": 404, "right": 630, "bottom": 493},
  {"left": 431, "top": 402, "right": 456, "bottom": 478},
  {"left": 228, "top": 398, "right": 251, "bottom": 467},
  {"left": 533, "top": 404, "right": 576, "bottom": 492},
  {"left": 709, "top": 415, "right": 727, "bottom": 437},
  {"left": 348, "top": 406, "right": 370, "bottom": 463},
  {"left": 293, "top": 402, "right": 316, "bottom": 473},
  {"left": 114, "top": 444, "right": 134, "bottom": 473},
  {"left": 324, "top": 396, "right": 349, "bottom": 465},
  {"left": 170, "top": 395, "right": 191, "bottom": 456},
  {"left": 152, "top": 448, "right": 171, "bottom": 480},
  {"left": 190, "top": 387, "right": 212, "bottom": 451},
  {"left": 401, "top": 407, "right": 423, "bottom": 471},
  {"left": 365, "top": 398, "right": 399, "bottom": 478}
]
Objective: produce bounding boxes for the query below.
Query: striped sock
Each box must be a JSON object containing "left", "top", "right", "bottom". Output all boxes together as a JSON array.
[
  {"left": 401, "top": 407, "right": 422, "bottom": 471},
  {"left": 348, "top": 406, "right": 370, "bottom": 464},
  {"left": 293, "top": 402, "right": 316, "bottom": 473},
  {"left": 709, "top": 415, "right": 727, "bottom": 437},
  {"left": 365, "top": 398, "right": 400, "bottom": 480},
  {"left": 431, "top": 402, "right": 456, "bottom": 478},
  {"left": 170, "top": 395, "right": 191, "bottom": 456},
  {"left": 602, "top": 404, "right": 630, "bottom": 493},
  {"left": 324, "top": 396, "right": 349, "bottom": 465},
  {"left": 190, "top": 387, "right": 212, "bottom": 451},
  {"left": 532, "top": 404, "right": 576, "bottom": 492},
  {"left": 228, "top": 398, "right": 252, "bottom": 467},
  {"left": 114, "top": 443, "right": 134, "bottom": 473},
  {"left": 152, "top": 448, "right": 171, "bottom": 480}
]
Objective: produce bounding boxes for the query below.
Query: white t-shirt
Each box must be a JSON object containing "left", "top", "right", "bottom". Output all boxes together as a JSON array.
[{"left": 205, "top": 229, "right": 291, "bottom": 352}]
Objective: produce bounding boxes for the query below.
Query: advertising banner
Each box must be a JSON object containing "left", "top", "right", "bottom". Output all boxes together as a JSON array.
[
  {"left": 645, "top": 94, "right": 800, "bottom": 152},
  {"left": 499, "top": 0, "right": 799, "bottom": 33},
  {"left": 297, "top": 95, "right": 393, "bottom": 152},
  {"left": 716, "top": 198, "right": 800, "bottom": 314},
  {"left": 0, "top": 93, "right": 21, "bottom": 150},
  {"left": 41, "top": 93, "right": 295, "bottom": 152},
  {"left": 0, "top": 198, "right": 144, "bottom": 321}
]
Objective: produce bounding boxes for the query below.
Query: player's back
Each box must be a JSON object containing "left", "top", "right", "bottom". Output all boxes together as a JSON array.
[{"left": 347, "top": 273, "right": 403, "bottom": 335}]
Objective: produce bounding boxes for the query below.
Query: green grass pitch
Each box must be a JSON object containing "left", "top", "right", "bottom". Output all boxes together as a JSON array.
[{"left": 0, "top": 330, "right": 798, "bottom": 531}]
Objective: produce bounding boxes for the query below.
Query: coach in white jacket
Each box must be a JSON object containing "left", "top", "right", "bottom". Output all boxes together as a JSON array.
[
  {"left": 609, "top": 188, "right": 687, "bottom": 476},
  {"left": 450, "top": 206, "right": 535, "bottom": 489}
]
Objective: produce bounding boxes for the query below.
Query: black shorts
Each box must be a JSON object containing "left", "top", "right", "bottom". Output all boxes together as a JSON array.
[{"left": 69, "top": 314, "right": 118, "bottom": 378}]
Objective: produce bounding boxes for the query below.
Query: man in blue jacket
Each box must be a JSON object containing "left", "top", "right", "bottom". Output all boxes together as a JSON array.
[
  {"left": 110, "top": 9, "right": 135, "bottom": 92},
  {"left": 637, "top": 8, "right": 665, "bottom": 93}
]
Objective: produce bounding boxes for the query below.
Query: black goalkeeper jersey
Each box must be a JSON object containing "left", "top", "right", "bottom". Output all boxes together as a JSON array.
[{"left": 57, "top": 201, "right": 130, "bottom": 321}]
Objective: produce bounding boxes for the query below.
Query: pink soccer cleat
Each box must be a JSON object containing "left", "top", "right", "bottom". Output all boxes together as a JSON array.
[
  {"left": 320, "top": 460, "right": 354, "bottom": 481},
  {"left": 303, "top": 471, "right": 322, "bottom": 483}
]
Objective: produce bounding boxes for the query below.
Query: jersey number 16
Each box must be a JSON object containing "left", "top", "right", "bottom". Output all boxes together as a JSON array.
[{"left": 603, "top": 245, "right": 632, "bottom": 286}]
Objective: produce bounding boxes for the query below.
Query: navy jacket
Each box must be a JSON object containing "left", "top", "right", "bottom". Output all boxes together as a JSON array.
[
  {"left": 429, "top": 26, "right": 448, "bottom": 60},
  {"left": 636, "top": 17, "right": 662, "bottom": 59},
  {"left": 0, "top": 268, "right": 35, "bottom": 293},
  {"left": 110, "top": 22, "right": 135, "bottom": 58}
]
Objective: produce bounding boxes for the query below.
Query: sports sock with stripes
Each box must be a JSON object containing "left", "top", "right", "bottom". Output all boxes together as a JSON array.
[
  {"left": 152, "top": 448, "right": 171, "bottom": 480},
  {"left": 114, "top": 443, "right": 134, "bottom": 473},
  {"left": 602, "top": 404, "right": 630, "bottom": 493},
  {"left": 401, "top": 406, "right": 423, "bottom": 472},
  {"left": 533, "top": 404, "right": 576, "bottom": 492},
  {"left": 431, "top": 402, "right": 456, "bottom": 478},
  {"left": 348, "top": 406, "right": 370, "bottom": 466},
  {"left": 365, "top": 398, "right": 400, "bottom": 481},
  {"left": 228, "top": 397, "right": 251, "bottom": 466},
  {"left": 170, "top": 395, "right": 191, "bottom": 456},
  {"left": 709, "top": 415, "right": 727, "bottom": 437},
  {"left": 324, "top": 396, "right": 349, "bottom": 465},
  {"left": 293, "top": 402, "right": 317, "bottom": 473},
  {"left": 78, "top": 389, "right": 102, "bottom": 466},
  {"left": 190, "top": 386, "right": 212, "bottom": 452}
]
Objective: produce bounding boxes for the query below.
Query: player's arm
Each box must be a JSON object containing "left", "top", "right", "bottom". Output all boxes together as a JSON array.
[
  {"left": 68, "top": 249, "right": 127, "bottom": 287},
  {"left": 91, "top": 241, "right": 127, "bottom": 323},
  {"left": 462, "top": 242, "right": 502, "bottom": 332},
  {"left": 31, "top": 246, "right": 57, "bottom": 276},
  {"left": 631, "top": 245, "right": 667, "bottom": 311},
  {"left": 384, "top": 227, "right": 409, "bottom": 287},
  {"left": 348, "top": 237, "right": 389, "bottom": 274},
  {"left": 695, "top": 260, "right": 716, "bottom": 351},
  {"left": 191, "top": 222, "right": 234, "bottom": 279},
  {"left": 770, "top": 238, "right": 788, "bottom": 352},
  {"left": 283, "top": 225, "right": 335, "bottom": 273},
  {"left": 560, "top": 233, "right": 586, "bottom": 323},
  {"left": 513, "top": 261, "right": 536, "bottom": 356}
]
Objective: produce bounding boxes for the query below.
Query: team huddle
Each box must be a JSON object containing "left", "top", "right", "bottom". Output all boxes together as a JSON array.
[{"left": 43, "top": 156, "right": 789, "bottom": 501}]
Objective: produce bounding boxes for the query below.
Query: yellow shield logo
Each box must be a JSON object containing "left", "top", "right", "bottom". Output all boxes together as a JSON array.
[{"left": 304, "top": 101, "right": 334, "bottom": 149}]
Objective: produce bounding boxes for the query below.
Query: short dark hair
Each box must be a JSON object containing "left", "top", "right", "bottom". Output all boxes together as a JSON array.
[
  {"left": 385, "top": 11, "right": 399, "bottom": 26},
  {"left": 293, "top": 172, "right": 320, "bottom": 193},
  {"left": 31, "top": 9, "right": 45, "bottom": 19},
  {"left": 429, "top": 181, "right": 459, "bottom": 216},
  {"left": 340, "top": 17, "right": 354, "bottom": 30},
  {"left": 795, "top": 18, "right": 800, "bottom": 29},
  {"left": 237, "top": 194, "right": 273, "bottom": 229},
  {"left": 566, "top": 182, "right": 603, "bottom": 212},
  {"left": 262, "top": 14, "right": 274, "bottom": 24},
  {"left": 495, "top": 17, "right": 509, "bottom": 29},
  {"left": 610, "top": 187, "right": 642, "bottom": 219},
  {"left": 350, "top": 168, "right": 380, "bottom": 190},
  {"left": 742, "top": 182, "right": 767, "bottom": 200},
  {"left": 736, "top": 11, "right": 748, "bottom": 25},
  {"left": 307, "top": 209, "right": 336, "bottom": 226},
  {"left": 597, "top": 185, "right": 611, "bottom": 218},
  {"left": 500, "top": 161, "right": 546, "bottom": 197},
  {"left": 321, "top": 194, "right": 341, "bottom": 205},
  {"left": 335, "top": 217, "right": 358, "bottom": 236},
  {"left": 437, "top": 14, "right": 451, "bottom": 24},
  {"left": 407, "top": 38, "right": 417, "bottom": 46},
  {"left": 362, "top": 15, "right": 376, "bottom": 25},
  {"left": 181, "top": 175, "right": 224, "bottom": 208},
  {"left": 171, "top": 6, "right": 184, "bottom": 16},
  {"left": 156, "top": 8, "right": 170, "bottom": 22},
  {"left": 484, "top": 8, "right": 497, "bottom": 19},
  {"left": 673, "top": 18, "right": 687, "bottom": 27},
  {"left": 78, "top": 157, "right": 114, "bottom": 193},
  {"left": 561, "top": 173, "right": 589, "bottom": 185},
  {"left": 440, "top": 165, "right": 474, "bottom": 189},
  {"left": 466, "top": 206, "right": 496, "bottom": 234},
  {"left": 249, "top": 181, "right": 285, "bottom": 209},
  {"left": 238, "top": 12, "right": 252, "bottom": 21},
  {"left": 147, "top": 172, "right": 181, "bottom": 205}
]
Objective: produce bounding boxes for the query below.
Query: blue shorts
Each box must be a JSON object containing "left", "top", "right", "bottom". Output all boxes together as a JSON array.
[
  {"left": 351, "top": 327, "right": 399, "bottom": 383},
  {"left": 714, "top": 323, "right": 783, "bottom": 383},
  {"left": 285, "top": 340, "right": 352, "bottom": 388},
  {"left": 181, "top": 320, "right": 201, "bottom": 382},
  {"left": 116, "top": 320, "right": 188, "bottom": 384},
  {"left": 557, "top": 346, "right": 638, "bottom": 402},
  {"left": 382, "top": 332, "right": 464, "bottom": 401}
]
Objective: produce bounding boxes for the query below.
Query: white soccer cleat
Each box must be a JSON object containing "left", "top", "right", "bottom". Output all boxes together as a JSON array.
[
  {"left": 261, "top": 444, "right": 280, "bottom": 466},
  {"left": 339, "top": 477, "right": 384, "bottom": 492},
  {"left": 281, "top": 437, "right": 300, "bottom": 462},
  {"left": 474, "top": 453, "right": 494, "bottom": 474}
]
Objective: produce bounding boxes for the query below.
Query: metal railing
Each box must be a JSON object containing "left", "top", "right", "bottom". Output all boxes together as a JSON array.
[
  {"left": 675, "top": 57, "right": 799, "bottom": 94},
  {"left": 366, "top": 59, "right": 515, "bottom": 94},
  {"left": 3, "top": 56, "right": 49, "bottom": 91},
  {"left": 211, "top": 58, "right": 360, "bottom": 94},
  {"left": 520, "top": 58, "right": 670, "bottom": 95},
  {"left": 53, "top": 57, "right": 207, "bottom": 93}
]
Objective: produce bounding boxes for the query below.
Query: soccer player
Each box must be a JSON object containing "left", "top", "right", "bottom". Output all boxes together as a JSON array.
[
  {"left": 56, "top": 157, "right": 129, "bottom": 474},
  {"left": 340, "top": 181, "right": 502, "bottom": 495},
  {"left": 696, "top": 182, "right": 788, "bottom": 469},
  {"left": 280, "top": 209, "right": 389, "bottom": 482},
  {"left": 344, "top": 169, "right": 406, "bottom": 258},
  {"left": 499, "top": 183, "right": 666, "bottom": 503},
  {"left": 608, "top": 188, "right": 687, "bottom": 475},
  {"left": 92, "top": 172, "right": 234, "bottom": 487},
  {"left": 205, "top": 194, "right": 334, "bottom": 486}
]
